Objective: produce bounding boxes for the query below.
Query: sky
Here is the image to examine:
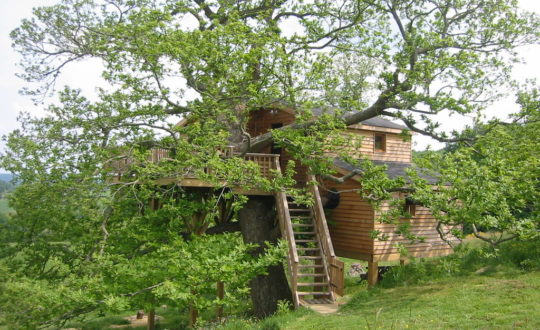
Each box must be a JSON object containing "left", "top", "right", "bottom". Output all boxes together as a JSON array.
[{"left": 0, "top": 0, "right": 539, "bottom": 171}]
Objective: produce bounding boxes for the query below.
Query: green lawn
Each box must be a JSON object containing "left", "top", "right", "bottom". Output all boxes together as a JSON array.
[
  {"left": 65, "top": 269, "right": 540, "bottom": 329},
  {"left": 240, "top": 271, "right": 540, "bottom": 330}
]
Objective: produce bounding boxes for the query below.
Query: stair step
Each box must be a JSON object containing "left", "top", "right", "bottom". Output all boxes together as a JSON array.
[
  {"left": 299, "top": 256, "right": 322, "bottom": 260},
  {"left": 289, "top": 208, "right": 310, "bottom": 212},
  {"left": 298, "top": 264, "right": 324, "bottom": 269},
  {"left": 300, "top": 297, "right": 335, "bottom": 305},
  {"left": 294, "top": 231, "right": 315, "bottom": 235},
  {"left": 296, "top": 239, "right": 317, "bottom": 243},
  {"left": 292, "top": 223, "right": 313, "bottom": 227},
  {"left": 297, "top": 282, "right": 329, "bottom": 287},
  {"left": 297, "top": 292, "right": 332, "bottom": 296},
  {"left": 298, "top": 273, "right": 326, "bottom": 277},
  {"left": 297, "top": 248, "right": 320, "bottom": 251}
]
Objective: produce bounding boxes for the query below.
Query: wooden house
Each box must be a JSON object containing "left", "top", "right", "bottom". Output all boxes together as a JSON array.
[{"left": 110, "top": 106, "right": 458, "bottom": 309}]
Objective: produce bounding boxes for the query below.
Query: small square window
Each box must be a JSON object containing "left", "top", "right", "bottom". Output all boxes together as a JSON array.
[
  {"left": 374, "top": 133, "right": 386, "bottom": 152},
  {"left": 403, "top": 198, "right": 416, "bottom": 217}
]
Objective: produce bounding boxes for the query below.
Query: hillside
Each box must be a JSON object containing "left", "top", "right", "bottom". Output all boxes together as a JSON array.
[
  {"left": 0, "top": 173, "right": 13, "bottom": 183},
  {"left": 62, "top": 239, "right": 540, "bottom": 329}
]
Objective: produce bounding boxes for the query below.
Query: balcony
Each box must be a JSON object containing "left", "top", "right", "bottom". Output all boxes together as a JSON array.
[{"left": 107, "top": 147, "right": 281, "bottom": 195}]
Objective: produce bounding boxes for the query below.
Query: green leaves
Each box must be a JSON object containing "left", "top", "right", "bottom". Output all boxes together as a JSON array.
[{"left": 413, "top": 91, "right": 540, "bottom": 244}]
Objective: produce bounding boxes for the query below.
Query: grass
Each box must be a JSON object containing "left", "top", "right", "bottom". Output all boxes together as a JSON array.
[
  {"left": 235, "top": 271, "right": 540, "bottom": 330},
  {"left": 61, "top": 238, "right": 540, "bottom": 329}
]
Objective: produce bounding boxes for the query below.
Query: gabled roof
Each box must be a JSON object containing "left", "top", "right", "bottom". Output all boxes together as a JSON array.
[
  {"left": 311, "top": 107, "right": 407, "bottom": 130},
  {"left": 177, "top": 104, "right": 407, "bottom": 131},
  {"left": 333, "top": 159, "right": 439, "bottom": 184}
]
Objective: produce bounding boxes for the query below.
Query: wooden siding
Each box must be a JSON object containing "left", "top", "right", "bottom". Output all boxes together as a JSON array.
[
  {"left": 373, "top": 200, "right": 458, "bottom": 261},
  {"left": 328, "top": 129, "right": 412, "bottom": 163},
  {"left": 246, "top": 109, "right": 308, "bottom": 182},
  {"left": 246, "top": 108, "right": 295, "bottom": 137},
  {"left": 322, "top": 178, "right": 375, "bottom": 258}
]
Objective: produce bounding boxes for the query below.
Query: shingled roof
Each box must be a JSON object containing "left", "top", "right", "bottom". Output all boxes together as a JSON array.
[
  {"left": 310, "top": 107, "right": 407, "bottom": 130},
  {"left": 333, "top": 159, "right": 440, "bottom": 184}
]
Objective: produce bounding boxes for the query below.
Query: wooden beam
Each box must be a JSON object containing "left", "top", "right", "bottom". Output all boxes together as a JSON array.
[{"left": 334, "top": 249, "right": 373, "bottom": 262}]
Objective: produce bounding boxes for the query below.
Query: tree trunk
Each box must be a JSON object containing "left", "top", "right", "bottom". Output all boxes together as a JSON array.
[{"left": 238, "top": 196, "right": 292, "bottom": 318}]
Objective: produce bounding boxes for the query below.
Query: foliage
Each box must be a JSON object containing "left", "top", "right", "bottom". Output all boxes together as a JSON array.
[
  {"left": 410, "top": 89, "right": 540, "bottom": 245},
  {"left": 379, "top": 237, "right": 540, "bottom": 288},
  {"left": 0, "top": 233, "right": 284, "bottom": 329},
  {"left": 1, "top": 0, "right": 539, "bottom": 326}
]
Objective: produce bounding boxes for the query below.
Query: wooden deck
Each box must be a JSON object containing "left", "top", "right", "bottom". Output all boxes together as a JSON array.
[{"left": 107, "top": 148, "right": 280, "bottom": 195}]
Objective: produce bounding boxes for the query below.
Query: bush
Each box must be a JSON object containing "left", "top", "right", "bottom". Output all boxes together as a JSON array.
[{"left": 378, "top": 238, "right": 540, "bottom": 288}]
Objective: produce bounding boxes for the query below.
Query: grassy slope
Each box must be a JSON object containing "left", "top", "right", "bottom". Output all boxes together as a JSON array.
[
  {"left": 62, "top": 240, "right": 540, "bottom": 329},
  {"left": 247, "top": 271, "right": 540, "bottom": 330}
]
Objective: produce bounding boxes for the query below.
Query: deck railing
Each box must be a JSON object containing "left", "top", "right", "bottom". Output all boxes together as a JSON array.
[
  {"left": 308, "top": 174, "right": 345, "bottom": 296},
  {"left": 108, "top": 147, "right": 279, "bottom": 180}
]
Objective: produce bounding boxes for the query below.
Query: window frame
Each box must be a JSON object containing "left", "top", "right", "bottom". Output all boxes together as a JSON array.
[
  {"left": 403, "top": 198, "right": 417, "bottom": 218},
  {"left": 373, "top": 133, "right": 386, "bottom": 152}
]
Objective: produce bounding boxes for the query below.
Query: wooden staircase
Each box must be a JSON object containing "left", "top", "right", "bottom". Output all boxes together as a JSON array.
[
  {"left": 273, "top": 157, "right": 344, "bottom": 310},
  {"left": 288, "top": 200, "right": 335, "bottom": 305}
]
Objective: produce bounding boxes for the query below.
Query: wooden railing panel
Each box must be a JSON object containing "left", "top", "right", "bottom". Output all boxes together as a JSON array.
[
  {"left": 329, "top": 258, "right": 345, "bottom": 296},
  {"left": 109, "top": 148, "right": 279, "bottom": 181},
  {"left": 273, "top": 157, "right": 299, "bottom": 307},
  {"left": 308, "top": 174, "right": 345, "bottom": 297}
]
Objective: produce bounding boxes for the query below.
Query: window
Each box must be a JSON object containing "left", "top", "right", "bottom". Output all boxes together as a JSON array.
[
  {"left": 403, "top": 198, "right": 416, "bottom": 217},
  {"left": 374, "top": 133, "right": 386, "bottom": 152}
]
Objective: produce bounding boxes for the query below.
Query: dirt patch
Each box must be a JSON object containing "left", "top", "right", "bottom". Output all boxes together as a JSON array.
[{"left": 110, "top": 314, "right": 163, "bottom": 328}]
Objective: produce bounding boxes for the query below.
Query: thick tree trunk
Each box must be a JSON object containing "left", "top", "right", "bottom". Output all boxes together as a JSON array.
[{"left": 238, "top": 196, "right": 292, "bottom": 318}]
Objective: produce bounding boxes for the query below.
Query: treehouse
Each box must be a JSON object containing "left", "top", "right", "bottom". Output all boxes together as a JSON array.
[{"left": 109, "top": 106, "right": 459, "bottom": 310}]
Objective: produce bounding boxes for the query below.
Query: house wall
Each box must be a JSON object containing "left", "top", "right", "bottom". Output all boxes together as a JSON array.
[
  {"left": 322, "top": 178, "right": 375, "bottom": 260},
  {"left": 329, "top": 128, "right": 412, "bottom": 163},
  {"left": 322, "top": 179, "right": 457, "bottom": 262},
  {"left": 373, "top": 199, "right": 458, "bottom": 261}
]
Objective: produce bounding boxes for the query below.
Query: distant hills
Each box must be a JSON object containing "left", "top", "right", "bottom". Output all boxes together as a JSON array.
[{"left": 0, "top": 173, "right": 15, "bottom": 183}]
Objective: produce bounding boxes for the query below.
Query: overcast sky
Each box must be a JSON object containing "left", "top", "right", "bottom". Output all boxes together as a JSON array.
[{"left": 0, "top": 0, "right": 539, "bottom": 172}]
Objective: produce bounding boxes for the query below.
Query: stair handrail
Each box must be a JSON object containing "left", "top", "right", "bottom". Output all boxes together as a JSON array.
[
  {"left": 273, "top": 157, "right": 299, "bottom": 307},
  {"left": 308, "top": 174, "right": 344, "bottom": 296},
  {"left": 308, "top": 174, "right": 336, "bottom": 258}
]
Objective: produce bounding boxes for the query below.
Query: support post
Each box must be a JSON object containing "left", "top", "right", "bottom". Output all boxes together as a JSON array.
[
  {"left": 189, "top": 305, "right": 198, "bottom": 328},
  {"left": 367, "top": 261, "right": 379, "bottom": 289},
  {"left": 216, "top": 281, "right": 224, "bottom": 321},
  {"left": 147, "top": 309, "right": 155, "bottom": 330}
]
